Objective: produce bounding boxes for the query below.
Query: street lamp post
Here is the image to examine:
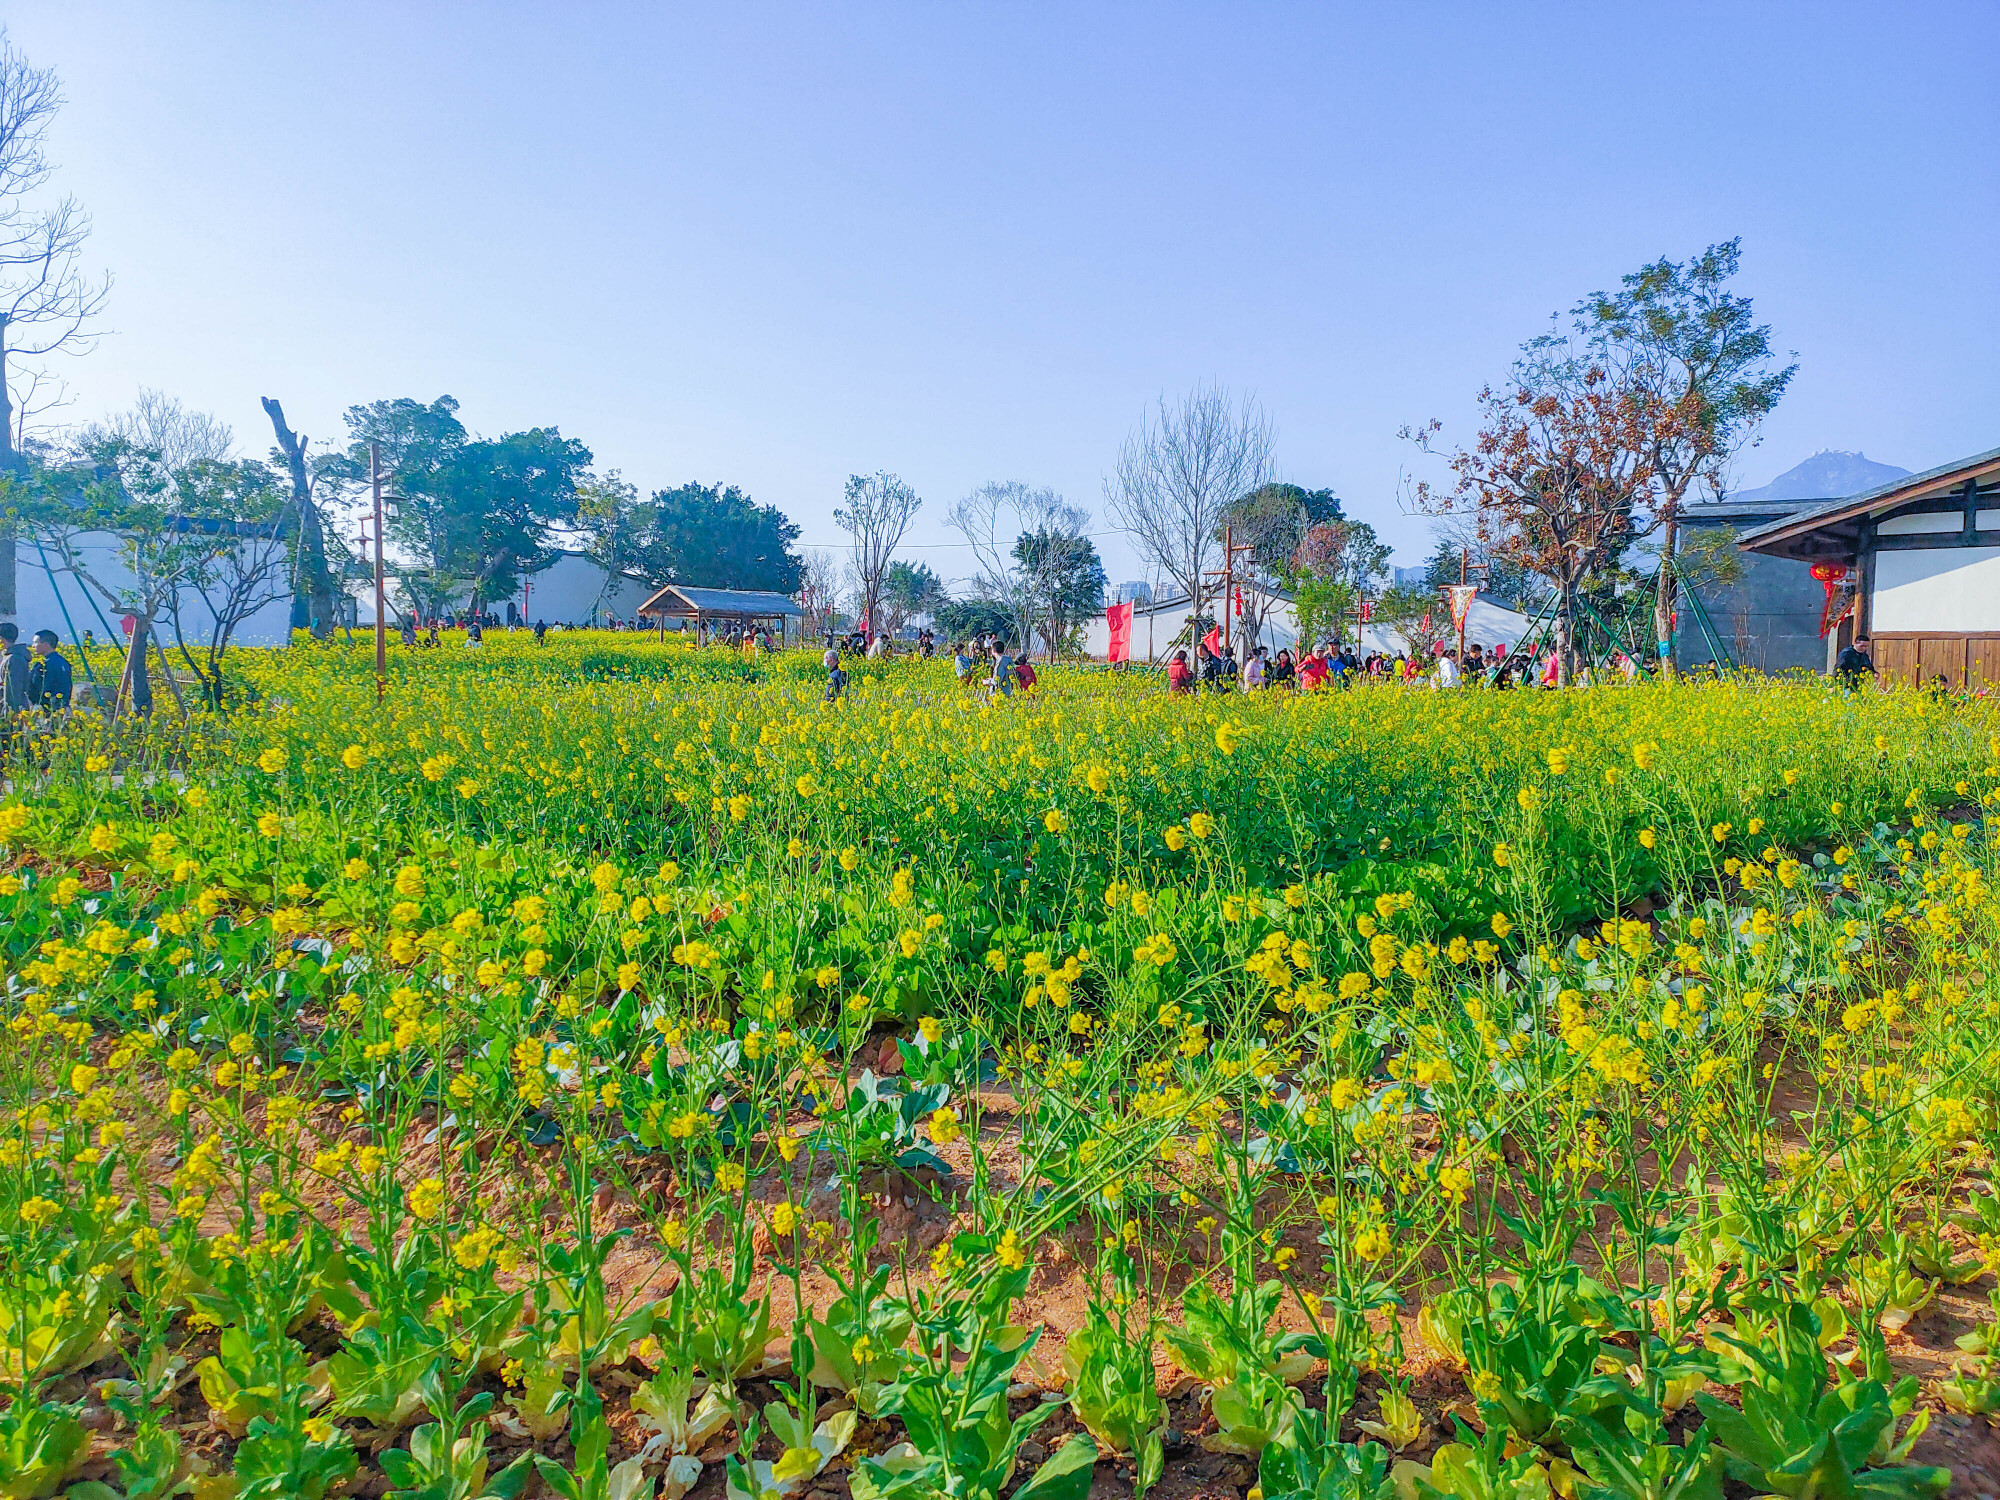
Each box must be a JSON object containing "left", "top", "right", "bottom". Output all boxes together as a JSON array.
[{"left": 369, "top": 445, "right": 388, "bottom": 703}]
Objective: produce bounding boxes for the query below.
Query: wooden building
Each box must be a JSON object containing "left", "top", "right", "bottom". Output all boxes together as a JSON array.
[{"left": 1736, "top": 445, "right": 2000, "bottom": 690}]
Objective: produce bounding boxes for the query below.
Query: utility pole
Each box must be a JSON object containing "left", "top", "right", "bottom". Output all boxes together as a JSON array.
[
  {"left": 370, "top": 443, "right": 388, "bottom": 705},
  {"left": 1202, "top": 522, "right": 1258, "bottom": 687}
]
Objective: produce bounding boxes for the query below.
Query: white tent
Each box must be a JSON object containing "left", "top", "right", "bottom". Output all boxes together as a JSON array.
[{"left": 1359, "top": 596, "right": 1533, "bottom": 657}]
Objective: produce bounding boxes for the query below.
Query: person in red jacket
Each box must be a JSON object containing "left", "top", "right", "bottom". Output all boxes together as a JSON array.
[
  {"left": 1297, "top": 646, "right": 1332, "bottom": 690},
  {"left": 1166, "top": 650, "right": 1193, "bottom": 694}
]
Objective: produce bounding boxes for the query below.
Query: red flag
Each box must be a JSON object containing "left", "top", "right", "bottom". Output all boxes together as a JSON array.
[
  {"left": 1202, "top": 624, "right": 1221, "bottom": 655},
  {"left": 1105, "top": 600, "right": 1134, "bottom": 663}
]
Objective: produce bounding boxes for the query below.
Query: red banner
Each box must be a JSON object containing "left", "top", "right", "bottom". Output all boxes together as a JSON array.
[
  {"left": 1202, "top": 624, "right": 1221, "bottom": 655},
  {"left": 1105, "top": 600, "right": 1134, "bottom": 663}
]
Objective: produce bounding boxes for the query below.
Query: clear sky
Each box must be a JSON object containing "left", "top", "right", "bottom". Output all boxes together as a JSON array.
[{"left": 8, "top": 1, "right": 1997, "bottom": 586}]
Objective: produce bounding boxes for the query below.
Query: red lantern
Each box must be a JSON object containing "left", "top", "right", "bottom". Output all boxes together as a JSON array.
[{"left": 1810, "top": 562, "right": 1852, "bottom": 638}]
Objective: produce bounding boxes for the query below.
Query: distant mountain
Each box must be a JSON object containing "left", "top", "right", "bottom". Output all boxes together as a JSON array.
[{"left": 1730, "top": 450, "right": 1910, "bottom": 503}]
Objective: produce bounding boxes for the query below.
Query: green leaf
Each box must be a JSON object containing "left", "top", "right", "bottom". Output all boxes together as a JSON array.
[{"left": 1011, "top": 1434, "right": 1099, "bottom": 1500}]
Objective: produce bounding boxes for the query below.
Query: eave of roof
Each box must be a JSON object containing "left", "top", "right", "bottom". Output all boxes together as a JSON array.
[
  {"left": 637, "top": 583, "right": 805, "bottom": 617},
  {"left": 1737, "top": 444, "right": 2000, "bottom": 558}
]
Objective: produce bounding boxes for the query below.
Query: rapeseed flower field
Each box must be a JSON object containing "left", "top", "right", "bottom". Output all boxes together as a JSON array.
[{"left": 4, "top": 633, "right": 1999, "bottom": 1500}]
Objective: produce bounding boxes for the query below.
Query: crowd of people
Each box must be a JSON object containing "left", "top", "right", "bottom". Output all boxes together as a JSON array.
[{"left": 1159, "top": 637, "right": 1569, "bottom": 693}]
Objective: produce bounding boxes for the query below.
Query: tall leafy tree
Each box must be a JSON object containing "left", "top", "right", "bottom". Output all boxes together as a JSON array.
[
  {"left": 640, "top": 482, "right": 804, "bottom": 592},
  {"left": 1420, "top": 534, "right": 1534, "bottom": 611},
  {"left": 1550, "top": 239, "right": 1795, "bottom": 654},
  {"left": 880, "top": 559, "right": 944, "bottom": 636},
  {"left": 1013, "top": 529, "right": 1106, "bottom": 656},
  {"left": 334, "top": 397, "right": 591, "bottom": 612}
]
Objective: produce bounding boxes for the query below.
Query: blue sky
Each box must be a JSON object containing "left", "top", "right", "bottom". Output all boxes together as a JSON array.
[{"left": 9, "top": 1, "right": 1997, "bottom": 585}]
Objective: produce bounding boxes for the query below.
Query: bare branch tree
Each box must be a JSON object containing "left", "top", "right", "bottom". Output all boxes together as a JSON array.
[
  {"left": 0, "top": 29, "right": 109, "bottom": 620},
  {"left": 833, "top": 471, "right": 920, "bottom": 638},
  {"left": 8, "top": 362, "right": 71, "bottom": 451},
  {"left": 1104, "top": 384, "right": 1273, "bottom": 628},
  {"left": 0, "top": 30, "right": 111, "bottom": 468},
  {"left": 797, "top": 548, "right": 843, "bottom": 639},
  {"left": 77, "top": 387, "right": 235, "bottom": 470},
  {"left": 947, "top": 480, "right": 1089, "bottom": 651}
]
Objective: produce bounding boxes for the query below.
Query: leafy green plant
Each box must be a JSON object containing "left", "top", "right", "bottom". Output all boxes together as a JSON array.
[
  {"left": 1064, "top": 1301, "right": 1166, "bottom": 1496},
  {"left": 823, "top": 1069, "right": 956, "bottom": 1174},
  {"left": 0, "top": 1394, "right": 88, "bottom": 1500},
  {"left": 1554, "top": 1408, "right": 1721, "bottom": 1500},
  {"left": 850, "top": 1240, "right": 1097, "bottom": 1500},
  {"left": 1461, "top": 1283, "right": 1617, "bottom": 1445},
  {"left": 631, "top": 1357, "right": 737, "bottom": 1477},
  {"left": 531, "top": 1380, "right": 654, "bottom": 1500},
  {"left": 1694, "top": 1302, "right": 1948, "bottom": 1500},
  {"left": 1416, "top": 1421, "right": 1562, "bottom": 1500},
  {"left": 724, "top": 1391, "right": 857, "bottom": 1500},
  {"left": 1850, "top": 1243, "right": 1937, "bottom": 1334},
  {"left": 1259, "top": 1407, "right": 1400, "bottom": 1500},
  {"left": 1160, "top": 1278, "right": 1322, "bottom": 1455},
  {"left": 327, "top": 1313, "right": 444, "bottom": 1429},
  {"left": 378, "top": 1376, "right": 533, "bottom": 1500},
  {"left": 802, "top": 1258, "right": 914, "bottom": 1411}
]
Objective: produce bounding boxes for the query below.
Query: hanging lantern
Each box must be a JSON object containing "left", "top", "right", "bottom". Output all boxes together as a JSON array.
[{"left": 1809, "top": 562, "right": 1853, "bottom": 638}]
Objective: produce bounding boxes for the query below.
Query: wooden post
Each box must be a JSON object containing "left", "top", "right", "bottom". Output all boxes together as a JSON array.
[{"left": 370, "top": 443, "right": 387, "bottom": 705}]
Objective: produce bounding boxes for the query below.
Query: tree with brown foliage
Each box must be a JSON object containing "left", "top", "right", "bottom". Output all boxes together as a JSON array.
[{"left": 1409, "top": 365, "right": 1684, "bottom": 684}]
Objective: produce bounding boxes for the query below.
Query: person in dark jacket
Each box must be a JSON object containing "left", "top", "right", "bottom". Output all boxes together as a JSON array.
[
  {"left": 29, "top": 630, "right": 73, "bottom": 710},
  {"left": 1834, "top": 636, "right": 1875, "bottom": 688},
  {"left": 1, "top": 623, "right": 29, "bottom": 712}
]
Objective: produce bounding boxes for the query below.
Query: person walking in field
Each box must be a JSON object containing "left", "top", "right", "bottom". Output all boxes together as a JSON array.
[
  {"left": 1835, "top": 635, "right": 1875, "bottom": 689},
  {"left": 1, "top": 623, "right": 28, "bottom": 714},
  {"left": 1167, "top": 649, "right": 1194, "bottom": 694},
  {"left": 29, "top": 631, "right": 73, "bottom": 711},
  {"left": 987, "top": 641, "right": 1015, "bottom": 698}
]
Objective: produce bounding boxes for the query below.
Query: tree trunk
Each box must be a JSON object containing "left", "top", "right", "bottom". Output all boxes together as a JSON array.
[
  {"left": 117, "top": 617, "right": 154, "bottom": 718},
  {"left": 0, "top": 328, "right": 16, "bottom": 619},
  {"left": 1653, "top": 500, "right": 1680, "bottom": 676},
  {"left": 0, "top": 323, "right": 15, "bottom": 467},
  {"left": 261, "top": 398, "right": 337, "bottom": 642},
  {"left": 1556, "top": 584, "right": 1578, "bottom": 687}
]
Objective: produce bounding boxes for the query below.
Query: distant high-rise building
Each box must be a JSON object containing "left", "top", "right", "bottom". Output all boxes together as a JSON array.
[{"left": 1113, "top": 581, "right": 1153, "bottom": 605}]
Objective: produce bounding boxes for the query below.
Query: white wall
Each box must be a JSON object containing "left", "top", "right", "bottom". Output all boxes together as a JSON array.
[
  {"left": 1872, "top": 546, "right": 2000, "bottom": 632},
  {"left": 1360, "top": 597, "right": 1533, "bottom": 656},
  {"left": 1081, "top": 591, "right": 1302, "bottom": 661},
  {"left": 509, "top": 554, "right": 651, "bottom": 625},
  {"left": 357, "top": 552, "right": 654, "bottom": 626},
  {"left": 4, "top": 530, "right": 294, "bottom": 649}
]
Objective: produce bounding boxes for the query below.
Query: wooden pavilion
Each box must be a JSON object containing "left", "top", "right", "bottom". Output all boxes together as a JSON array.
[{"left": 635, "top": 584, "right": 807, "bottom": 645}]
